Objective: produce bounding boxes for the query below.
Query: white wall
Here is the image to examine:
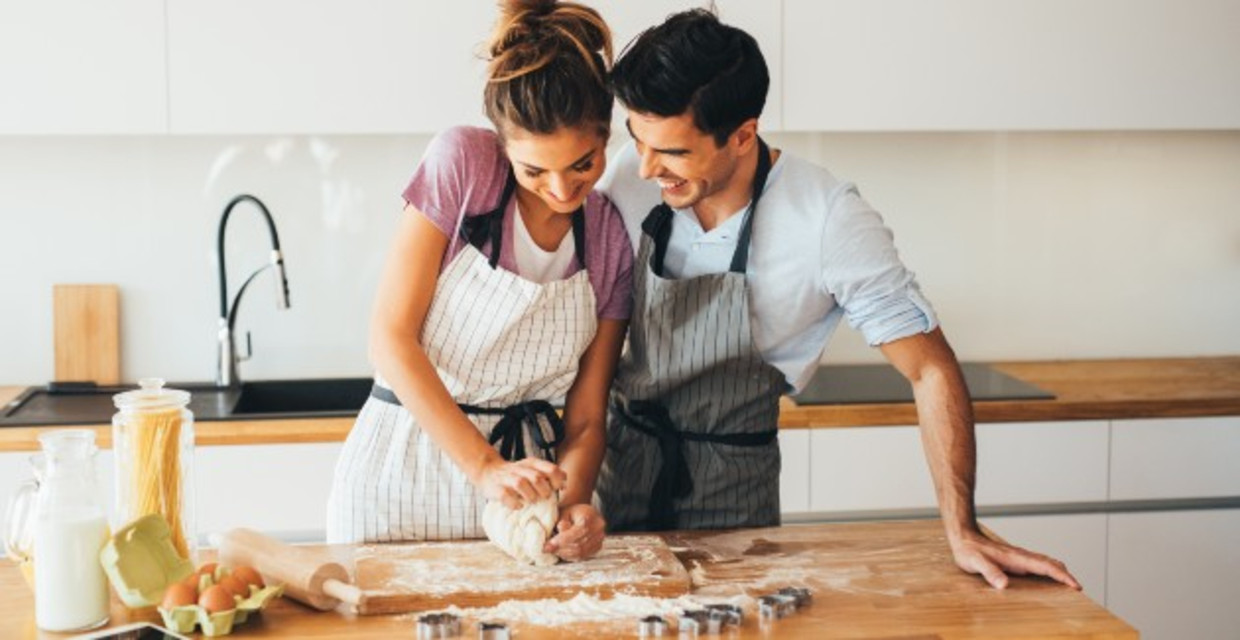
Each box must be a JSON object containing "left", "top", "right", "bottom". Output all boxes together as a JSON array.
[{"left": 2, "top": 130, "right": 1239, "bottom": 384}]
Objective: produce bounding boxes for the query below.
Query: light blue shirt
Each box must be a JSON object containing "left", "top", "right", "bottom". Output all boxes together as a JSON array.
[{"left": 599, "top": 142, "right": 938, "bottom": 392}]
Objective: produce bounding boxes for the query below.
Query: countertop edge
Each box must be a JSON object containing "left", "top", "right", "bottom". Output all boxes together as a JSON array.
[{"left": 3, "top": 356, "right": 1239, "bottom": 450}]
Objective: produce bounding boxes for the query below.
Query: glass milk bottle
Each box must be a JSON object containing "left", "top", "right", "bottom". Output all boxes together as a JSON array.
[
  {"left": 25, "top": 430, "right": 111, "bottom": 631},
  {"left": 112, "top": 378, "right": 196, "bottom": 562}
]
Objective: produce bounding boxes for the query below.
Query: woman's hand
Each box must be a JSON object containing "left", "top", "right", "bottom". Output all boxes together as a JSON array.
[
  {"left": 477, "top": 457, "right": 567, "bottom": 510},
  {"left": 544, "top": 503, "right": 606, "bottom": 561}
]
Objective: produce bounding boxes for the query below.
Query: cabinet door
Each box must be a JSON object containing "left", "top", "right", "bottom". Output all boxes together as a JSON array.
[
  {"left": 975, "top": 421, "right": 1109, "bottom": 506},
  {"left": 1108, "top": 509, "right": 1240, "bottom": 640},
  {"left": 167, "top": 0, "right": 491, "bottom": 134},
  {"left": 779, "top": 429, "right": 811, "bottom": 513},
  {"left": 981, "top": 514, "right": 1107, "bottom": 602},
  {"left": 0, "top": 0, "right": 166, "bottom": 134},
  {"left": 590, "top": 1, "right": 783, "bottom": 131},
  {"left": 1111, "top": 416, "right": 1240, "bottom": 500},
  {"left": 196, "top": 443, "right": 342, "bottom": 540},
  {"left": 784, "top": 0, "right": 1240, "bottom": 130},
  {"left": 810, "top": 425, "right": 937, "bottom": 512}
]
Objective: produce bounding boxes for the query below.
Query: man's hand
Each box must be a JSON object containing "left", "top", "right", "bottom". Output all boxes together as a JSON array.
[
  {"left": 951, "top": 529, "right": 1081, "bottom": 590},
  {"left": 544, "top": 503, "right": 606, "bottom": 561}
]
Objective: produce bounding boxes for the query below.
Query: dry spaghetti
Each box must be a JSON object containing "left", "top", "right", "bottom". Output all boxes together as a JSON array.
[{"left": 123, "top": 406, "right": 188, "bottom": 557}]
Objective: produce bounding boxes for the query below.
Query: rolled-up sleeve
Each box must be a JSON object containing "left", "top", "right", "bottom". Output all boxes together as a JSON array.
[{"left": 819, "top": 184, "right": 938, "bottom": 346}]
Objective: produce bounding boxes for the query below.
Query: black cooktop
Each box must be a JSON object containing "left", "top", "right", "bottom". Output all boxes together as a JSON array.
[{"left": 792, "top": 362, "right": 1054, "bottom": 405}]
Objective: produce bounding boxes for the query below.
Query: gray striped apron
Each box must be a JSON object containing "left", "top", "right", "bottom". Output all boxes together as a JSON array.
[
  {"left": 596, "top": 139, "right": 789, "bottom": 531},
  {"left": 326, "top": 172, "right": 597, "bottom": 543}
]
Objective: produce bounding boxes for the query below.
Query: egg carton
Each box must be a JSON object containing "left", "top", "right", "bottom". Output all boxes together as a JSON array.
[{"left": 159, "top": 571, "right": 284, "bottom": 637}]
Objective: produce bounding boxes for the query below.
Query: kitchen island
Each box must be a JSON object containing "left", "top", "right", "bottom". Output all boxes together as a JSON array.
[{"left": 0, "top": 520, "right": 1135, "bottom": 639}]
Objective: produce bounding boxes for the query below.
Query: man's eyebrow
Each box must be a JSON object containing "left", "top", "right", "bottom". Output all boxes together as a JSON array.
[
  {"left": 626, "top": 119, "right": 690, "bottom": 156},
  {"left": 515, "top": 147, "right": 598, "bottom": 172}
]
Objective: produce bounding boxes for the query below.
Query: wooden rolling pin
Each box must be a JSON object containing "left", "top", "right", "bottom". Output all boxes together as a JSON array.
[{"left": 218, "top": 528, "right": 363, "bottom": 611}]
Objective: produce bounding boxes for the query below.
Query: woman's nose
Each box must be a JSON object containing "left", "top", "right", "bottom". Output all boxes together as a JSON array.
[{"left": 549, "top": 173, "right": 573, "bottom": 201}]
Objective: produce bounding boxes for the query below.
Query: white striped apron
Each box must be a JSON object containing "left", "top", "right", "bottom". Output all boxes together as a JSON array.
[
  {"left": 327, "top": 175, "right": 597, "bottom": 543},
  {"left": 596, "top": 139, "right": 789, "bottom": 531}
]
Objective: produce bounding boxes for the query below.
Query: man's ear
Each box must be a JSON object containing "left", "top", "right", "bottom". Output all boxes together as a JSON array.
[{"left": 730, "top": 118, "right": 760, "bottom": 155}]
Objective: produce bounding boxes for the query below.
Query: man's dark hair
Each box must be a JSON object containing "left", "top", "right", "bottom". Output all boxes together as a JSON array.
[{"left": 610, "top": 9, "right": 768, "bottom": 146}]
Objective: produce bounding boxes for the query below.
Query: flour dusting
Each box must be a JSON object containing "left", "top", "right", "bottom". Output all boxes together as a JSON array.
[{"left": 424, "top": 591, "right": 751, "bottom": 628}]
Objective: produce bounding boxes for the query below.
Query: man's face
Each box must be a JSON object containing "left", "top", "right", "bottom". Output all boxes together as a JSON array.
[{"left": 626, "top": 111, "right": 743, "bottom": 213}]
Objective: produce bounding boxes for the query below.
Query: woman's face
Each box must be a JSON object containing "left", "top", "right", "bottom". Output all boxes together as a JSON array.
[{"left": 503, "top": 125, "right": 608, "bottom": 215}]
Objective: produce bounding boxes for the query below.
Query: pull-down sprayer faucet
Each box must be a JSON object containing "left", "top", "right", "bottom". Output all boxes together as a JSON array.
[{"left": 216, "top": 194, "right": 290, "bottom": 387}]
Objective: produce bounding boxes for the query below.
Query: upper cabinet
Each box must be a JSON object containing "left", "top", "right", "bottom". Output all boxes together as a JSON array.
[
  {"left": 5, "top": 1, "right": 1239, "bottom": 134},
  {"left": 0, "top": 0, "right": 167, "bottom": 134},
  {"left": 784, "top": 0, "right": 1240, "bottom": 131},
  {"left": 591, "top": 0, "right": 783, "bottom": 131},
  {"left": 166, "top": 0, "right": 493, "bottom": 134}
]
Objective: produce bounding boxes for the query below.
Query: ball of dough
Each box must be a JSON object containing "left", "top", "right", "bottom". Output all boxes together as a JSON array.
[{"left": 482, "top": 495, "right": 559, "bottom": 566}]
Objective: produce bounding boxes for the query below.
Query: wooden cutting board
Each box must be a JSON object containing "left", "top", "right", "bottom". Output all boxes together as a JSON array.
[
  {"left": 53, "top": 284, "right": 120, "bottom": 384},
  {"left": 347, "top": 535, "right": 690, "bottom": 615}
]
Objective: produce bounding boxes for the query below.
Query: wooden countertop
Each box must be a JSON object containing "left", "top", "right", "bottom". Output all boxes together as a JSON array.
[
  {"left": 2, "top": 356, "right": 1238, "bottom": 451},
  {"left": 0, "top": 520, "right": 1136, "bottom": 639}
]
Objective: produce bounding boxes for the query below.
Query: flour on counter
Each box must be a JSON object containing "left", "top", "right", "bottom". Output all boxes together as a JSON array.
[{"left": 423, "top": 592, "right": 751, "bottom": 627}]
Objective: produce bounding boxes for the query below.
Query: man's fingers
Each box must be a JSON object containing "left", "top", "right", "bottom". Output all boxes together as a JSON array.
[
  {"left": 974, "top": 556, "right": 1009, "bottom": 590},
  {"left": 1008, "top": 552, "right": 1081, "bottom": 590}
]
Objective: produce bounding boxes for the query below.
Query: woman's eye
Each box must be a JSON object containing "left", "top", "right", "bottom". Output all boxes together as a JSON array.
[
  {"left": 524, "top": 169, "right": 544, "bottom": 178},
  {"left": 573, "top": 161, "right": 594, "bottom": 173}
]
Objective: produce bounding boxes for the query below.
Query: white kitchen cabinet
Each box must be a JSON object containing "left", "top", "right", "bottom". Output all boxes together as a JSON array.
[
  {"left": 1110, "top": 416, "right": 1240, "bottom": 501},
  {"left": 981, "top": 513, "right": 1108, "bottom": 603},
  {"left": 1107, "top": 509, "right": 1240, "bottom": 640},
  {"left": 195, "top": 443, "right": 342, "bottom": 541},
  {"left": 778, "top": 429, "right": 811, "bottom": 513},
  {"left": 974, "top": 420, "right": 1109, "bottom": 505},
  {"left": 166, "top": 0, "right": 493, "bottom": 134},
  {"left": 810, "top": 425, "right": 937, "bottom": 512},
  {"left": 809, "top": 420, "right": 1108, "bottom": 514},
  {"left": 783, "top": 0, "right": 1240, "bottom": 131},
  {"left": 0, "top": 0, "right": 167, "bottom": 134}
]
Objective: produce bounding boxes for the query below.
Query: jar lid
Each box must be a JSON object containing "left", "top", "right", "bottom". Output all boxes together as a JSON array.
[{"left": 113, "top": 378, "right": 191, "bottom": 412}]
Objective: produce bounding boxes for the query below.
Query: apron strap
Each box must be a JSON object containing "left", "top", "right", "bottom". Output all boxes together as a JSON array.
[
  {"left": 466, "top": 400, "right": 565, "bottom": 463},
  {"left": 370, "top": 385, "right": 565, "bottom": 462},
  {"left": 613, "top": 399, "right": 777, "bottom": 531},
  {"left": 459, "top": 171, "right": 588, "bottom": 270},
  {"left": 459, "top": 171, "right": 518, "bottom": 269},
  {"left": 729, "top": 138, "right": 773, "bottom": 274},
  {"left": 641, "top": 137, "right": 774, "bottom": 277}
]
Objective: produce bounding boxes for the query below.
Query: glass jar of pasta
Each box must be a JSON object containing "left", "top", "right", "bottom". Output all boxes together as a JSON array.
[{"left": 112, "top": 378, "right": 196, "bottom": 561}]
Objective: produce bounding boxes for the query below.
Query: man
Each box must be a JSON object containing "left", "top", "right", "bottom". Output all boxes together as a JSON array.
[{"left": 594, "top": 9, "right": 1079, "bottom": 590}]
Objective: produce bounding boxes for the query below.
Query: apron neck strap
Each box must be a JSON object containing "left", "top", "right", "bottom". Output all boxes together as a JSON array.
[
  {"left": 642, "top": 137, "right": 774, "bottom": 277},
  {"left": 460, "top": 171, "right": 587, "bottom": 269},
  {"left": 729, "top": 137, "right": 772, "bottom": 274}
]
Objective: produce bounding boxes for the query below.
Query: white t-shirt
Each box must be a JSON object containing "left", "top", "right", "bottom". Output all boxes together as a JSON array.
[
  {"left": 598, "top": 141, "right": 938, "bottom": 392},
  {"left": 513, "top": 203, "right": 577, "bottom": 285}
]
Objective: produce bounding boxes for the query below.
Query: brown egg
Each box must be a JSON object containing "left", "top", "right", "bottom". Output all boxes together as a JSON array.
[
  {"left": 160, "top": 582, "right": 197, "bottom": 609},
  {"left": 181, "top": 571, "right": 205, "bottom": 592},
  {"left": 197, "top": 562, "right": 219, "bottom": 578},
  {"left": 230, "top": 565, "right": 265, "bottom": 589},
  {"left": 198, "top": 585, "right": 235, "bottom": 613},
  {"left": 217, "top": 575, "right": 249, "bottom": 599}
]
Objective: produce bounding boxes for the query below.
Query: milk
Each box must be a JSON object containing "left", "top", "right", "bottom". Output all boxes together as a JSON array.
[{"left": 33, "top": 513, "right": 110, "bottom": 631}]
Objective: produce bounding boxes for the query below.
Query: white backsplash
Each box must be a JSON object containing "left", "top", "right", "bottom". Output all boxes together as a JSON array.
[{"left": 2, "top": 130, "right": 1239, "bottom": 384}]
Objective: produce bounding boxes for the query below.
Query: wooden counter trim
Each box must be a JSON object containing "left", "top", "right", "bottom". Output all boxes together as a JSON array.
[{"left": 3, "top": 356, "right": 1239, "bottom": 450}]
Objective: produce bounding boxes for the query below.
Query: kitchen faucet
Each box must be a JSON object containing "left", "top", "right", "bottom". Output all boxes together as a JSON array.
[{"left": 216, "top": 194, "right": 290, "bottom": 387}]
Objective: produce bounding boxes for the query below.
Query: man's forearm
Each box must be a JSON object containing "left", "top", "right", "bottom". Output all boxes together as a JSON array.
[{"left": 912, "top": 362, "right": 980, "bottom": 541}]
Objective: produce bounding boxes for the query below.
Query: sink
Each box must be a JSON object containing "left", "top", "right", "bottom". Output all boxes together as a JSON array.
[
  {"left": 0, "top": 378, "right": 374, "bottom": 427},
  {"left": 230, "top": 378, "right": 373, "bottom": 416}
]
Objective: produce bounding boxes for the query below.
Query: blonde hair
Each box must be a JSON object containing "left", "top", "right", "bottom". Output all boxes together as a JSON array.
[{"left": 484, "top": 0, "right": 614, "bottom": 137}]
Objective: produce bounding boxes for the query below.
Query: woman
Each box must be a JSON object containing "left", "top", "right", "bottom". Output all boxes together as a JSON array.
[{"left": 326, "top": 0, "right": 631, "bottom": 562}]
